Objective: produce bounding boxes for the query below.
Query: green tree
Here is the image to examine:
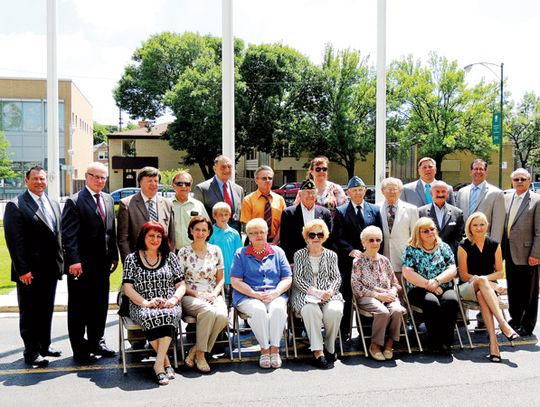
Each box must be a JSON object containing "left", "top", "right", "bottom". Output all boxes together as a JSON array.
[
  {"left": 93, "top": 122, "right": 118, "bottom": 144},
  {"left": 0, "top": 131, "right": 15, "bottom": 179},
  {"left": 388, "top": 53, "right": 498, "bottom": 178},
  {"left": 506, "top": 92, "right": 540, "bottom": 168}
]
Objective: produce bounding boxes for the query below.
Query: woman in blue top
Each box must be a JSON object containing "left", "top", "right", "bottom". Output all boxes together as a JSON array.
[
  {"left": 231, "top": 218, "right": 292, "bottom": 369},
  {"left": 402, "top": 217, "right": 458, "bottom": 355}
]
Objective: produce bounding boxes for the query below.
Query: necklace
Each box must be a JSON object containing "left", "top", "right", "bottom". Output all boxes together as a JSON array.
[
  {"left": 252, "top": 246, "right": 265, "bottom": 255},
  {"left": 143, "top": 251, "right": 161, "bottom": 267}
]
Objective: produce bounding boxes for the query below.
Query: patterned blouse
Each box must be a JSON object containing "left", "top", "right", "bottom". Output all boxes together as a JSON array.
[
  {"left": 177, "top": 244, "right": 224, "bottom": 294},
  {"left": 402, "top": 242, "right": 455, "bottom": 291},
  {"left": 351, "top": 253, "right": 401, "bottom": 299}
]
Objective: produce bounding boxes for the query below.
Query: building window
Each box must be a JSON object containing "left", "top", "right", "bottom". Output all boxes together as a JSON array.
[
  {"left": 98, "top": 151, "right": 108, "bottom": 160},
  {"left": 246, "top": 148, "right": 257, "bottom": 160},
  {"left": 245, "top": 170, "right": 255, "bottom": 179},
  {"left": 122, "top": 140, "right": 136, "bottom": 157},
  {"left": 1, "top": 102, "right": 23, "bottom": 131},
  {"left": 23, "top": 102, "right": 42, "bottom": 132}
]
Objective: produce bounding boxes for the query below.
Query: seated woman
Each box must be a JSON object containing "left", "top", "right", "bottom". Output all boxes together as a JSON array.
[
  {"left": 290, "top": 219, "right": 343, "bottom": 369},
  {"left": 457, "top": 211, "right": 519, "bottom": 362},
  {"left": 402, "top": 217, "right": 458, "bottom": 355},
  {"left": 351, "top": 226, "right": 406, "bottom": 361},
  {"left": 231, "top": 218, "right": 292, "bottom": 369},
  {"left": 177, "top": 216, "right": 229, "bottom": 373},
  {"left": 123, "top": 221, "right": 186, "bottom": 385}
]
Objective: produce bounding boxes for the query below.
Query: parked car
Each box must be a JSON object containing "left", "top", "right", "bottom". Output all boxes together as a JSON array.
[
  {"left": 453, "top": 182, "right": 470, "bottom": 192},
  {"left": 531, "top": 181, "right": 540, "bottom": 193},
  {"left": 110, "top": 186, "right": 175, "bottom": 204},
  {"left": 341, "top": 184, "right": 375, "bottom": 204},
  {"left": 273, "top": 182, "right": 302, "bottom": 205}
]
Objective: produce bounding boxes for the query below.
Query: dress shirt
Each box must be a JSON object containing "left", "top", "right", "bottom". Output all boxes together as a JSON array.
[
  {"left": 301, "top": 203, "right": 316, "bottom": 225},
  {"left": 172, "top": 196, "right": 209, "bottom": 249}
]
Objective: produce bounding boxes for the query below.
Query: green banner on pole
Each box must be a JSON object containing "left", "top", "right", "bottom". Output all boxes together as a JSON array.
[{"left": 492, "top": 112, "right": 501, "bottom": 145}]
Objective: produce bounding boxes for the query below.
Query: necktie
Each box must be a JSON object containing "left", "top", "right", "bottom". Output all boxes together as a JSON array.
[
  {"left": 387, "top": 204, "right": 395, "bottom": 232},
  {"left": 263, "top": 194, "right": 272, "bottom": 239},
  {"left": 356, "top": 205, "right": 365, "bottom": 228},
  {"left": 95, "top": 193, "right": 106, "bottom": 222},
  {"left": 147, "top": 199, "right": 158, "bottom": 221},
  {"left": 38, "top": 197, "right": 55, "bottom": 230},
  {"left": 469, "top": 186, "right": 480, "bottom": 215},
  {"left": 425, "top": 183, "right": 432, "bottom": 204},
  {"left": 507, "top": 194, "right": 522, "bottom": 236},
  {"left": 223, "top": 182, "right": 233, "bottom": 210}
]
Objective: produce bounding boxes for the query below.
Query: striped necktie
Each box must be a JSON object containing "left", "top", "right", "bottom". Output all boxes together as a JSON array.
[
  {"left": 147, "top": 199, "right": 158, "bottom": 221},
  {"left": 263, "top": 194, "right": 272, "bottom": 239}
]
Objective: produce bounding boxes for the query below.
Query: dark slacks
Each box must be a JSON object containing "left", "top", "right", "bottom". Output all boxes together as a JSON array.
[
  {"left": 505, "top": 254, "right": 539, "bottom": 333},
  {"left": 16, "top": 275, "right": 58, "bottom": 359},
  {"left": 67, "top": 271, "right": 110, "bottom": 355},
  {"left": 408, "top": 287, "right": 459, "bottom": 347},
  {"left": 338, "top": 257, "right": 354, "bottom": 335}
]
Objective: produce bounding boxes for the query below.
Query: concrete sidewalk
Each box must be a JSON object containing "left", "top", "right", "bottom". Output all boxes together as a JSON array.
[{"left": 0, "top": 277, "right": 119, "bottom": 313}]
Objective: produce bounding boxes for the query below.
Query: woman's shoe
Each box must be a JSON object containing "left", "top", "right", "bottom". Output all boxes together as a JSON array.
[
  {"left": 383, "top": 348, "right": 394, "bottom": 360},
  {"left": 185, "top": 346, "right": 196, "bottom": 368},
  {"left": 270, "top": 353, "right": 282, "bottom": 368},
  {"left": 195, "top": 357, "right": 211, "bottom": 373},
  {"left": 503, "top": 331, "right": 520, "bottom": 342},
  {"left": 369, "top": 346, "right": 385, "bottom": 361},
  {"left": 488, "top": 354, "right": 502, "bottom": 363},
  {"left": 259, "top": 354, "right": 271, "bottom": 369},
  {"left": 155, "top": 371, "right": 169, "bottom": 386},
  {"left": 165, "top": 365, "right": 175, "bottom": 380}
]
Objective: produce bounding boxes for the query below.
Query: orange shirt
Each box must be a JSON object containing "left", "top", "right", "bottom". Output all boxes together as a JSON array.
[{"left": 240, "top": 190, "right": 286, "bottom": 238}]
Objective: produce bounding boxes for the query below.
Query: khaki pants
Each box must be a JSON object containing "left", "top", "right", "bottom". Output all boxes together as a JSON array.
[
  {"left": 356, "top": 297, "right": 405, "bottom": 346},
  {"left": 182, "top": 295, "right": 228, "bottom": 353}
]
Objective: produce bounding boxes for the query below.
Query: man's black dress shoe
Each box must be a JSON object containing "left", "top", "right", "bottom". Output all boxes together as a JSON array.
[
  {"left": 312, "top": 355, "right": 329, "bottom": 369},
  {"left": 440, "top": 344, "right": 453, "bottom": 356},
  {"left": 25, "top": 355, "right": 49, "bottom": 367},
  {"left": 73, "top": 353, "right": 98, "bottom": 364},
  {"left": 517, "top": 328, "right": 533, "bottom": 337},
  {"left": 41, "top": 347, "right": 62, "bottom": 357},
  {"left": 93, "top": 344, "right": 116, "bottom": 358},
  {"left": 324, "top": 351, "right": 337, "bottom": 363}
]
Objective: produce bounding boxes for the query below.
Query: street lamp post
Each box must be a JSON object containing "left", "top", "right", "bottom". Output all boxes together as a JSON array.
[{"left": 464, "top": 62, "right": 504, "bottom": 188}]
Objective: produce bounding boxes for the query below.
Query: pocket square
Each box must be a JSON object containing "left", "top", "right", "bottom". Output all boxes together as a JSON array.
[{"left": 449, "top": 222, "right": 456, "bottom": 225}]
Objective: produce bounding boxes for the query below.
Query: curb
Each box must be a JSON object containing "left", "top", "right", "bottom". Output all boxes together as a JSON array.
[{"left": 0, "top": 303, "right": 119, "bottom": 314}]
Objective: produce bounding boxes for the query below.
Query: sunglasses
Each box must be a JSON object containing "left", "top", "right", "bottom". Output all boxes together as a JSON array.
[
  {"left": 174, "top": 181, "right": 192, "bottom": 187},
  {"left": 420, "top": 227, "right": 437, "bottom": 234},
  {"left": 367, "top": 238, "right": 382, "bottom": 243},
  {"left": 314, "top": 167, "right": 328, "bottom": 173},
  {"left": 308, "top": 232, "right": 325, "bottom": 239},
  {"left": 512, "top": 177, "right": 528, "bottom": 182},
  {"left": 257, "top": 176, "right": 273, "bottom": 181}
]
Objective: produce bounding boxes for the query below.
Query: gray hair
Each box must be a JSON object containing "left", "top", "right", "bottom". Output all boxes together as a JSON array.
[{"left": 381, "top": 177, "right": 403, "bottom": 191}]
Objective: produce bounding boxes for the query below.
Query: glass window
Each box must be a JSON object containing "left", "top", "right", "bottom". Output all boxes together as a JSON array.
[
  {"left": 98, "top": 151, "right": 108, "bottom": 160},
  {"left": 122, "top": 140, "right": 136, "bottom": 156},
  {"left": 22, "top": 102, "right": 43, "bottom": 132},
  {"left": 2, "top": 102, "right": 23, "bottom": 131}
]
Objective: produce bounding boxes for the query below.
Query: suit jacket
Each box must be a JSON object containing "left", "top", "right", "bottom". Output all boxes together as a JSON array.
[
  {"left": 401, "top": 179, "right": 455, "bottom": 207},
  {"left": 117, "top": 192, "right": 175, "bottom": 261},
  {"left": 379, "top": 199, "right": 419, "bottom": 272},
  {"left": 279, "top": 204, "right": 332, "bottom": 264},
  {"left": 4, "top": 191, "right": 63, "bottom": 281},
  {"left": 332, "top": 200, "right": 383, "bottom": 259},
  {"left": 455, "top": 182, "right": 505, "bottom": 243},
  {"left": 503, "top": 190, "right": 540, "bottom": 265},
  {"left": 62, "top": 187, "right": 118, "bottom": 274},
  {"left": 418, "top": 203, "right": 464, "bottom": 256},
  {"left": 194, "top": 177, "right": 244, "bottom": 232}
]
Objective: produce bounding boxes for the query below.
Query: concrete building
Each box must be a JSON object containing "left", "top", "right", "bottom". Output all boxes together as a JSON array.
[{"left": 0, "top": 77, "right": 93, "bottom": 195}]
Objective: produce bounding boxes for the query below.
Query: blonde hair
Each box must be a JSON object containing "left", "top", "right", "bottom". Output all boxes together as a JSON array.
[
  {"left": 245, "top": 218, "right": 268, "bottom": 235},
  {"left": 408, "top": 217, "right": 441, "bottom": 249},
  {"left": 465, "top": 212, "right": 489, "bottom": 242},
  {"left": 302, "top": 219, "right": 330, "bottom": 242},
  {"left": 212, "top": 201, "right": 231, "bottom": 216}
]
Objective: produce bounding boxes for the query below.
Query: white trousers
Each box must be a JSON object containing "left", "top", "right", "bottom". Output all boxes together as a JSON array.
[
  {"left": 237, "top": 296, "right": 288, "bottom": 349},
  {"left": 300, "top": 300, "right": 344, "bottom": 354}
]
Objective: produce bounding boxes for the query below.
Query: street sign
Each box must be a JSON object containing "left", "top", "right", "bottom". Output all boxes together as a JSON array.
[{"left": 492, "top": 112, "right": 501, "bottom": 145}]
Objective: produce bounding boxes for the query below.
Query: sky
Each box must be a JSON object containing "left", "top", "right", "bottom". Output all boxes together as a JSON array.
[{"left": 1, "top": 0, "right": 539, "bottom": 126}]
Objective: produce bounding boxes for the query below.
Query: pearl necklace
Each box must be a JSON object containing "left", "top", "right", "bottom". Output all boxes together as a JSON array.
[
  {"left": 252, "top": 246, "right": 265, "bottom": 255},
  {"left": 143, "top": 251, "right": 161, "bottom": 267}
]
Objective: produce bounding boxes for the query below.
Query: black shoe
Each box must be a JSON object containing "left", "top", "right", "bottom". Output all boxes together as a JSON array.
[
  {"left": 474, "top": 320, "right": 486, "bottom": 332},
  {"left": 25, "top": 354, "right": 49, "bottom": 367},
  {"left": 516, "top": 328, "right": 532, "bottom": 337},
  {"left": 73, "top": 353, "right": 98, "bottom": 364},
  {"left": 324, "top": 350, "right": 337, "bottom": 363},
  {"left": 41, "top": 347, "right": 62, "bottom": 357},
  {"left": 312, "top": 355, "right": 329, "bottom": 369},
  {"left": 93, "top": 344, "right": 116, "bottom": 358},
  {"left": 439, "top": 344, "right": 453, "bottom": 356}
]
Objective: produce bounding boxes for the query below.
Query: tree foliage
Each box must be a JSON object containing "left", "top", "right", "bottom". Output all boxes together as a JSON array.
[
  {"left": 93, "top": 122, "right": 117, "bottom": 144},
  {"left": 506, "top": 92, "right": 540, "bottom": 168},
  {"left": 0, "top": 131, "right": 15, "bottom": 179}
]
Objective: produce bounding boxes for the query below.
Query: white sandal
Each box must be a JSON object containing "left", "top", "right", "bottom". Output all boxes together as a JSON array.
[
  {"left": 270, "top": 353, "right": 282, "bottom": 368},
  {"left": 259, "top": 353, "right": 271, "bottom": 368}
]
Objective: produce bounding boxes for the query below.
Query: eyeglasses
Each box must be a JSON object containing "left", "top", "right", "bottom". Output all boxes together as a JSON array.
[
  {"left": 257, "top": 176, "right": 273, "bottom": 181},
  {"left": 383, "top": 188, "right": 399, "bottom": 193},
  {"left": 87, "top": 172, "right": 107, "bottom": 181},
  {"left": 248, "top": 230, "right": 266, "bottom": 236},
  {"left": 420, "top": 227, "right": 437, "bottom": 234},
  {"left": 512, "top": 177, "right": 528, "bottom": 182},
  {"left": 173, "top": 181, "right": 192, "bottom": 187},
  {"left": 308, "top": 232, "right": 325, "bottom": 239},
  {"left": 314, "top": 167, "right": 328, "bottom": 173},
  {"left": 367, "top": 238, "right": 382, "bottom": 243}
]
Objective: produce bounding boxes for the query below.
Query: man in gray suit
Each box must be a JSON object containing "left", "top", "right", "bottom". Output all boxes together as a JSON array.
[
  {"left": 456, "top": 158, "right": 505, "bottom": 243},
  {"left": 419, "top": 180, "right": 464, "bottom": 256},
  {"left": 401, "top": 157, "right": 455, "bottom": 207},
  {"left": 117, "top": 166, "right": 175, "bottom": 262},
  {"left": 503, "top": 168, "right": 540, "bottom": 336},
  {"left": 194, "top": 155, "right": 244, "bottom": 233}
]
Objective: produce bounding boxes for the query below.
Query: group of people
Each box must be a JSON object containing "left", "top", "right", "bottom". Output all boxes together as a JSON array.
[{"left": 3, "top": 154, "right": 538, "bottom": 385}]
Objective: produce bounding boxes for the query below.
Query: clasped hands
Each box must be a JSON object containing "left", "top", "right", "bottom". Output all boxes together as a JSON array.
[
  {"left": 196, "top": 292, "right": 217, "bottom": 304},
  {"left": 308, "top": 287, "right": 334, "bottom": 303},
  {"left": 425, "top": 278, "right": 443, "bottom": 295},
  {"left": 373, "top": 287, "right": 397, "bottom": 303},
  {"left": 144, "top": 297, "right": 177, "bottom": 308}
]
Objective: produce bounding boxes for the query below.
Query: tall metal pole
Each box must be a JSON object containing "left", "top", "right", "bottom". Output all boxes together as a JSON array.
[
  {"left": 47, "top": 0, "right": 60, "bottom": 200},
  {"left": 222, "top": 0, "right": 235, "bottom": 181},
  {"left": 499, "top": 63, "right": 504, "bottom": 189},
  {"left": 375, "top": 0, "right": 387, "bottom": 204}
]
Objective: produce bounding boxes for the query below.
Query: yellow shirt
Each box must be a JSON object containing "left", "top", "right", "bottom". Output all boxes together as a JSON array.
[{"left": 240, "top": 190, "right": 286, "bottom": 238}]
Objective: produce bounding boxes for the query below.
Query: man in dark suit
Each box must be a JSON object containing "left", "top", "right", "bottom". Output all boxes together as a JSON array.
[
  {"left": 4, "top": 166, "right": 63, "bottom": 367},
  {"left": 117, "top": 166, "right": 175, "bottom": 262},
  {"left": 62, "top": 162, "right": 119, "bottom": 363},
  {"left": 280, "top": 178, "right": 332, "bottom": 264},
  {"left": 401, "top": 157, "right": 455, "bottom": 207},
  {"left": 332, "top": 176, "right": 383, "bottom": 336},
  {"left": 194, "top": 155, "right": 244, "bottom": 233},
  {"left": 418, "top": 180, "right": 464, "bottom": 256},
  {"left": 503, "top": 168, "right": 540, "bottom": 336}
]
